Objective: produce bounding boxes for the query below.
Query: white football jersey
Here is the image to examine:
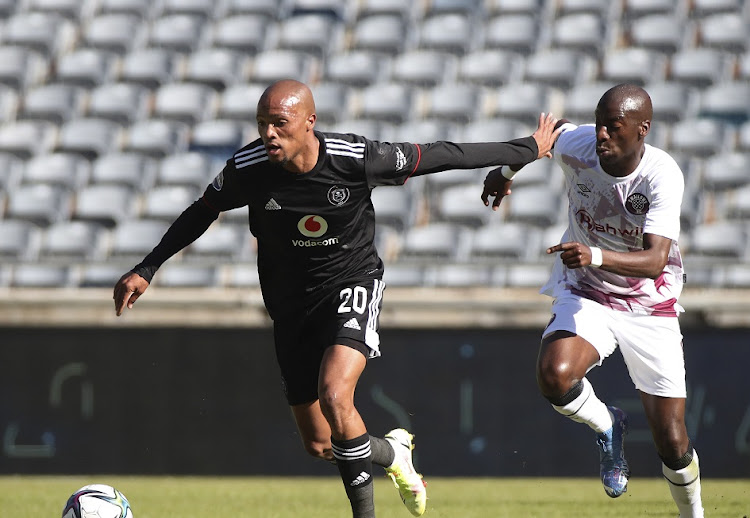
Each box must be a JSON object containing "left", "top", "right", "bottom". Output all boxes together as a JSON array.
[{"left": 541, "top": 123, "right": 685, "bottom": 316}]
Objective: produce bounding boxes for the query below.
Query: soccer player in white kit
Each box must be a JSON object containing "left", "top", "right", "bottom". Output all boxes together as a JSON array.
[{"left": 481, "top": 84, "right": 703, "bottom": 517}]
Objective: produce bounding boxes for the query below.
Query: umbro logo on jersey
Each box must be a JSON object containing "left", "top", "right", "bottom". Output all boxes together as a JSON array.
[
  {"left": 576, "top": 183, "right": 591, "bottom": 198},
  {"left": 343, "top": 318, "right": 361, "bottom": 331},
  {"left": 350, "top": 471, "right": 370, "bottom": 486},
  {"left": 265, "top": 198, "right": 281, "bottom": 210}
]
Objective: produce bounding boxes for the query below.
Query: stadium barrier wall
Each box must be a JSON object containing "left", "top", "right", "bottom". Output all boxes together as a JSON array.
[{"left": 1, "top": 326, "right": 748, "bottom": 478}]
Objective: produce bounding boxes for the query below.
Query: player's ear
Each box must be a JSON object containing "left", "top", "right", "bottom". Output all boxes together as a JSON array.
[
  {"left": 639, "top": 120, "right": 650, "bottom": 138},
  {"left": 306, "top": 113, "right": 316, "bottom": 131}
]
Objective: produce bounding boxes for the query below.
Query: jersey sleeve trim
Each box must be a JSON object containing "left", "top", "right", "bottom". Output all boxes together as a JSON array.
[{"left": 409, "top": 143, "right": 422, "bottom": 178}]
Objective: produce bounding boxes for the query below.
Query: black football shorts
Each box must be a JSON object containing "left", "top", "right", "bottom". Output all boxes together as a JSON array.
[{"left": 273, "top": 278, "right": 385, "bottom": 405}]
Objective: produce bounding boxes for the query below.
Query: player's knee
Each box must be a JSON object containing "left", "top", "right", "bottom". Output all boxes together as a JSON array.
[
  {"left": 654, "top": 426, "right": 690, "bottom": 461},
  {"left": 318, "top": 385, "right": 355, "bottom": 423},
  {"left": 536, "top": 360, "right": 578, "bottom": 397}
]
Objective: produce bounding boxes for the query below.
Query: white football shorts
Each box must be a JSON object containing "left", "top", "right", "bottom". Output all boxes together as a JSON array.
[{"left": 542, "top": 293, "right": 687, "bottom": 398}]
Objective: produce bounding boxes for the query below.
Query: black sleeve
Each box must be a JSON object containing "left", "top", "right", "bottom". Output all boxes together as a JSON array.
[
  {"left": 131, "top": 198, "right": 220, "bottom": 282},
  {"left": 365, "top": 136, "right": 539, "bottom": 187},
  {"left": 412, "top": 137, "right": 538, "bottom": 176}
]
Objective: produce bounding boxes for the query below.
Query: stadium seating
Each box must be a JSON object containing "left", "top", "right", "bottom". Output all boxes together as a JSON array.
[{"left": 0, "top": 0, "right": 747, "bottom": 290}]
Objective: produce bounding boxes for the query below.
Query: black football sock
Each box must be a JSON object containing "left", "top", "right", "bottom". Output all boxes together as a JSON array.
[
  {"left": 369, "top": 435, "right": 395, "bottom": 468},
  {"left": 332, "top": 433, "right": 376, "bottom": 518}
]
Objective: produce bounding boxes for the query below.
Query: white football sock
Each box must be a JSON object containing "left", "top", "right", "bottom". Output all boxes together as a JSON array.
[
  {"left": 552, "top": 378, "right": 614, "bottom": 433},
  {"left": 663, "top": 449, "right": 704, "bottom": 518}
]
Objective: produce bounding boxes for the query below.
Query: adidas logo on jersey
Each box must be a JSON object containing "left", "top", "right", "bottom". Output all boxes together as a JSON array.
[
  {"left": 350, "top": 471, "right": 371, "bottom": 486},
  {"left": 343, "top": 318, "right": 361, "bottom": 331},
  {"left": 265, "top": 198, "right": 281, "bottom": 210}
]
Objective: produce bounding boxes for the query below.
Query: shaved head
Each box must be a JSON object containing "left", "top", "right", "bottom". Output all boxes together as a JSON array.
[
  {"left": 258, "top": 79, "right": 316, "bottom": 119},
  {"left": 598, "top": 84, "right": 653, "bottom": 123},
  {"left": 256, "top": 80, "right": 319, "bottom": 173}
]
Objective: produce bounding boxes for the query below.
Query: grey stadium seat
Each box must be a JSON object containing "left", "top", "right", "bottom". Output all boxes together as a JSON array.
[
  {"left": 426, "top": 0, "right": 482, "bottom": 16},
  {"left": 486, "top": 0, "right": 542, "bottom": 15},
  {"left": 506, "top": 263, "right": 553, "bottom": 288},
  {"left": 507, "top": 159, "right": 554, "bottom": 188},
  {"left": 645, "top": 81, "right": 692, "bottom": 123},
  {"left": 11, "top": 264, "right": 70, "bottom": 288},
  {"left": 210, "top": 14, "right": 269, "bottom": 54},
  {"left": 55, "top": 118, "right": 121, "bottom": 160},
  {"left": 691, "top": 0, "right": 744, "bottom": 17},
  {"left": 184, "top": 223, "right": 250, "bottom": 263},
  {"left": 251, "top": 50, "right": 315, "bottom": 84},
  {"left": 668, "top": 48, "right": 728, "bottom": 88},
  {"left": 0, "top": 219, "right": 41, "bottom": 263},
  {"left": 73, "top": 184, "right": 138, "bottom": 228},
  {"left": 727, "top": 184, "right": 750, "bottom": 220},
  {"left": 358, "top": 83, "right": 414, "bottom": 124},
  {"left": 21, "top": 153, "right": 90, "bottom": 191},
  {"left": 524, "top": 49, "right": 596, "bottom": 90},
  {"left": 217, "top": 83, "right": 266, "bottom": 121},
  {"left": 277, "top": 14, "right": 341, "bottom": 58},
  {"left": 78, "top": 264, "right": 130, "bottom": 288},
  {"left": 109, "top": 219, "right": 171, "bottom": 259},
  {"left": 370, "top": 186, "right": 415, "bottom": 231},
  {"left": 55, "top": 48, "right": 119, "bottom": 88},
  {"left": 622, "top": 0, "right": 677, "bottom": 19},
  {"left": 419, "top": 13, "right": 474, "bottom": 54},
  {"left": 88, "top": 82, "right": 150, "bottom": 124},
  {"left": 189, "top": 119, "right": 245, "bottom": 159},
  {"left": 153, "top": 264, "right": 220, "bottom": 288},
  {"left": 0, "top": 86, "right": 17, "bottom": 124},
  {"left": 226, "top": 0, "right": 283, "bottom": 18},
  {"left": 225, "top": 263, "right": 261, "bottom": 288},
  {"left": 562, "top": 82, "right": 613, "bottom": 122},
  {"left": 141, "top": 185, "right": 201, "bottom": 221},
  {"left": 123, "top": 119, "right": 190, "bottom": 157},
  {"left": 97, "top": 0, "right": 155, "bottom": 18},
  {"left": 325, "top": 51, "right": 386, "bottom": 87},
  {"left": 0, "top": 152, "right": 23, "bottom": 192},
  {"left": 310, "top": 82, "right": 353, "bottom": 124},
  {"left": 351, "top": 15, "right": 409, "bottom": 54},
  {"left": 399, "top": 222, "right": 463, "bottom": 261},
  {"left": 3, "top": 12, "right": 76, "bottom": 56},
  {"left": 82, "top": 13, "right": 145, "bottom": 54},
  {"left": 391, "top": 50, "right": 453, "bottom": 87},
  {"left": 434, "top": 183, "right": 493, "bottom": 227},
  {"left": 600, "top": 47, "right": 665, "bottom": 86},
  {"left": 38, "top": 221, "right": 107, "bottom": 262},
  {"left": 719, "top": 265, "right": 750, "bottom": 289},
  {"left": 425, "top": 264, "right": 492, "bottom": 287},
  {"left": 153, "top": 82, "right": 217, "bottom": 124},
  {"left": 26, "top": 0, "right": 94, "bottom": 20},
  {"left": 182, "top": 48, "right": 249, "bottom": 91},
  {"left": 424, "top": 83, "right": 480, "bottom": 123},
  {"left": 459, "top": 118, "right": 530, "bottom": 144},
  {"left": 628, "top": 14, "right": 687, "bottom": 54},
  {"left": 20, "top": 83, "right": 86, "bottom": 124},
  {"left": 697, "top": 13, "right": 748, "bottom": 52},
  {"left": 669, "top": 118, "right": 727, "bottom": 158},
  {"left": 551, "top": 13, "right": 605, "bottom": 56},
  {"left": 458, "top": 49, "right": 519, "bottom": 86},
  {"left": 484, "top": 14, "right": 538, "bottom": 55},
  {"left": 392, "top": 119, "right": 459, "bottom": 143},
  {"left": 0, "top": 46, "right": 48, "bottom": 91},
  {"left": 737, "top": 121, "right": 750, "bottom": 152},
  {"left": 90, "top": 152, "right": 157, "bottom": 191},
  {"left": 470, "top": 222, "right": 540, "bottom": 261},
  {"left": 0, "top": 120, "right": 57, "bottom": 159},
  {"left": 6, "top": 184, "right": 71, "bottom": 226},
  {"left": 555, "top": 0, "right": 612, "bottom": 16},
  {"left": 506, "top": 185, "right": 561, "bottom": 226},
  {"left": 689, "top": 221, "right": 746, "bottom": 258},
  {"left": 119, "top": 48, "right": 180, "bottom": 89},
  {"left": 487, "top": 82, "right": 549, "bottom": 126},
  {"left": 160, "top": 0, "right": 220, "bottom": 19},
  {"left": 148, "top": 14, "right": 206, "bottom": 53},
  {"left": 698, "top": 82, "right": 750, "bottom": 125},
  {"left": 357, "top": 0, "right": 417, "bottom": 20},
  {"left": 381, "top": 263, "right": 424, "bottom": 287},
  {"left": 157, "top": 152, "right": 213, "bottom": 188}
]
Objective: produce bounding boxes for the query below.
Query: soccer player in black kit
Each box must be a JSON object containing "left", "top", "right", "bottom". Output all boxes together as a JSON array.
[{"left": 114, "top": 79, "right": 560, "bottom": 518}]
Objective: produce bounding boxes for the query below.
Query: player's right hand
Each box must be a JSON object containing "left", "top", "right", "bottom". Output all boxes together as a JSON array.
[
  {"left": 113, "top": 272, "right": 150, "bottom": 316},
  {"left": 532, "top": 112, "right": 562, "bottom": 159}
]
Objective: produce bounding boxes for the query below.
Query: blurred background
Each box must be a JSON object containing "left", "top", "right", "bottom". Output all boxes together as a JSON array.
[{"left": 0, "top": 0, "right": 749, "bottom": 479}]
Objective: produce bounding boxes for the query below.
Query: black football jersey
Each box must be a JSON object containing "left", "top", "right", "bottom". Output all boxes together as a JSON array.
[
  {"left": 201, "top": 131, "right": 537, "bottom": 318},
  {"left": 134, "top": 130, "right": 538, "bottom": 320}
]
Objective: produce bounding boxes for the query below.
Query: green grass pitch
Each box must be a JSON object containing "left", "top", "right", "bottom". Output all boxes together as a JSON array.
[{"left": 3, "top": 476, "right": 748, "bottom": 517}]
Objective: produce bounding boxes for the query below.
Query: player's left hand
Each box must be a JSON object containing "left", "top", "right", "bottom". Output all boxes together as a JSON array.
[
  {"left": 481, "top": 167, "right": 512, "bottom": 211},
  {"left": 547, "top": 241, "right": 595, "bottom": 269}
]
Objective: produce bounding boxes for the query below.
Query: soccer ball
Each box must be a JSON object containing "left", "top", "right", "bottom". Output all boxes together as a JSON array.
[{"left": 62, "top": 484, "right": 133, "bottom": 518}]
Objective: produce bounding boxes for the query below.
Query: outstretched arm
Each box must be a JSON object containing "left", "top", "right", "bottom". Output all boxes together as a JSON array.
[{"left": 113, "top": 198, "right": 219, "bottom": 315}]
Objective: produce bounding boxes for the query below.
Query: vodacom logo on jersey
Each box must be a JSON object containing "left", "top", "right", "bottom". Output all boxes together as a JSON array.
[{"left": 293, "top": 215, "right": 340, "bottom": 247}]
